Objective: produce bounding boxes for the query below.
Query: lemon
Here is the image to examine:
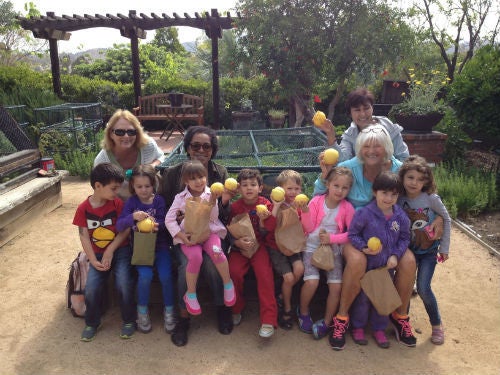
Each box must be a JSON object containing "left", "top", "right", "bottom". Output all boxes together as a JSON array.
[
  {"left": 367, "top": 237, "right": 382, "bottom": 252},
  {"left": 210, "top": 182, "right": 225, "bottom": 195},
  {"left": 224, "top": 177, "right": 238, "bottom": 191},
  {"left": 256, "top": 204, "right": 268, "bottom": 214},
  {"left": 323, "top": 148, "right": 339, "bottom": 165},
  {"left": 294, "top": 194, "right": 309, "bottom": 205},
  {"left": 312, "top": 111, "right": 327, "bottom": 126},
  {"left": 137, "top": 217, "right": 155, "bottom": 233},
  {"left": 270, "top": 186, "right": 285, "bottom": 202}
]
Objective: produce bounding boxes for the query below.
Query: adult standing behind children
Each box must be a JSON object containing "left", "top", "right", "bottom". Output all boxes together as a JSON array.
[
  {"left": 159, "top": 126, "right": 235, "bottom": 346},
  {"left": 73, "top": 163, "right": 136, "bottom": 342},
  {"left": 94, "top": 109, "right": 165, "bottom": 201}
]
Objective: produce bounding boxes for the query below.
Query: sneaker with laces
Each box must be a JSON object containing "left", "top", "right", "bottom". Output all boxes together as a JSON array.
[
  {"left": 297, "top": 307, "right": 313, "bottom": 334},
  {"left": 373, "top": 330, "right": 390, "bottom": 348},
  {"left": 232, "top": 313, "right": 242, "bottom": 326},
  {"left": 183, "top": 293, "right": 202, "bottom": 315},
  {"left": 137, "top": 312, "right": 152, "bottom": 333},
  {"left": 329, "top": 316, "right": 349, "bottom": 350},
  {"left": 431, "top": 325, "right": 445, "bottom": 345},
  {"left": 390, "top": 314, "right": 417, "bottom": 347},
  {"left": 259, "top": 324, "right": 275, "bottom": 338},
  {"left": 164, "top": 311, "right": 176, "bottom": 333},
  {"left": 80, "top": 325, "right": 99, "bottom": 342},
  {"left": 312, "top": 319, "right": 330, "bottom": 339},
  {"left": 351, "top": 328, "right": 368, "bottom": 345},
  {"left": 120, "top": 322, "right": 136, "bottom": 339}
]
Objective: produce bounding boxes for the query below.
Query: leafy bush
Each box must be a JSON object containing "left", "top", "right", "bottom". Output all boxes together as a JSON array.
[
  {"left": 447, "top": 45, "right": 500, "bottom": 148},
  {"left": 54, "top": 150, "right": 95, "bottom": 179},
  {"left": 435, "top": 108, "right": 472, "bottom": 162}
]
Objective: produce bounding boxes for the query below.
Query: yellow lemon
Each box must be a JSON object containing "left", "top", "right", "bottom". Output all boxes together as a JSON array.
[
  {"left": 323, "top": 148, "right": 339, "bottom": 165},
  {"left": 137, "top": 217, "right": 155, "bottom": 233},
  {"left": 224, "top": 177, "right": 238, "bottom": 191},
  {"left": 256, "top": 204, "right": 268, "bottom": 214},
  {"left": 294, "top": 194, "right": 309, "bottom": 205},
  {"left": 312, "top": 111, "right": 327, "bottom": 126},
  {"left": 367, "top": 237, "right": 382, "bottom": 253},
  {"left": 270, "top": 186, "right": 285, "bottom": 202},
  {"left": 210, "top": 182, "right": 225, "bottom": 195}
]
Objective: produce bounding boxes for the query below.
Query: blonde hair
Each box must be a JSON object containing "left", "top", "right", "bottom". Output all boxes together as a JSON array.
[
  {"left": 276, "top": 169, "right": 303, "bottom": 187},
  {"left": 354, "top": 124, "right": 393, "bottom": 163},
  {"left": 101, "top": 109, "right": 149, "bottom": 151},
  {"left": 325, "top": 166, "right": 353, "bottom": 187}
]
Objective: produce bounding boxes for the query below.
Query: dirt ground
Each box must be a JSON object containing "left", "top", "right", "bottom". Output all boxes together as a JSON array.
[{"left": 1, "top": 176, "right": 499, "bottom": 375}]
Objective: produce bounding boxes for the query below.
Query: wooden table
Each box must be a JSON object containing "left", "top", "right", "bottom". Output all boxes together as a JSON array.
[{"left": 156, "top": 104, "right": 193, "bottom": 141}]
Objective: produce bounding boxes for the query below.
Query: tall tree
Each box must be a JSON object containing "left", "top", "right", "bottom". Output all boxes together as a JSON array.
[{"left": 151, "top": 27, "right": 186, "bottom": 55}]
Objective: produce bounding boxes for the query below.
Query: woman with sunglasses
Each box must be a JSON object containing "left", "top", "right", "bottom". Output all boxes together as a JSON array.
[
  {"left": 319, "top": 87, "right": 409, "bottom": 163},
  {"left": 159, "top": 125, "right": 235, "bottom": 347},
  {"left": 94, "top": 109, "right": 165, "bottom": 200}
]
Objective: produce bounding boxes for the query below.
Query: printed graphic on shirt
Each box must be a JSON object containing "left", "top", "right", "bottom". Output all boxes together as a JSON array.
[
  {"left": 86, "top": 211, "right": 117, "bottom": 248},
  {"left": 402, "top": 203, "right": 434, "bottom": 250}
]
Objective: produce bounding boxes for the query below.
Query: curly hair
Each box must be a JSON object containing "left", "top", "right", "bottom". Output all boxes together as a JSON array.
[{"left": 398, "top": 155, "right": 437, "bottom": 194}]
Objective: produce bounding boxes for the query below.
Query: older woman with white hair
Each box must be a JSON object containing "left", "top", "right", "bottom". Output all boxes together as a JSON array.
[{"left": 313, "top": 123, "right": 417, "bottom": 350}]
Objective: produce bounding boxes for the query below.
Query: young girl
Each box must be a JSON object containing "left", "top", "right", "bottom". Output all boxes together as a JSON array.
[
  {"left": 116, "top": 164, "right": 175, "bottom": 334},
  {"left": 165, "top": 160, "right": 235, "bottom": 315},
  {"left": 298, "top": 167, "right": 355, "bottom": 339},
  {"left": 348, "top": 171, "right": 410, "bottom": 348},
  {"left": 398, "top": 155, "right": 451, "bottom": 345}
]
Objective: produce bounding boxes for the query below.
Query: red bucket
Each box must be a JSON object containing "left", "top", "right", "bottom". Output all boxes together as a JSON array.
[{"left": 41, "top": 157, "right": 55, "bottom": 171}]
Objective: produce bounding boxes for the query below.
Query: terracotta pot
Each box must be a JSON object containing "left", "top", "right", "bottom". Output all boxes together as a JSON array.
[
  {"left": 394, "top": 113, "right": 444, "bottom": 133},
  {"left": 269, "top": 117, "right": 285, "bottom": 128}
]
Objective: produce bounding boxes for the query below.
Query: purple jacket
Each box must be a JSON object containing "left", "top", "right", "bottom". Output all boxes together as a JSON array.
[{"left": 348, "top": 200, "right": 410, "bottom": 270}]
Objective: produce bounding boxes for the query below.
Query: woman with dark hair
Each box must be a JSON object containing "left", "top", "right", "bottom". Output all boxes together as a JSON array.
[
  {"left": 159, "top": 125, "right": 234, "bottom": 347},
  {"left": 321, "top": 88, "right": 409, "bottom": 163}
]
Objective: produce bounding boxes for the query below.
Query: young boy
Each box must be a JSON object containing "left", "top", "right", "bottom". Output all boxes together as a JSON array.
[
  {"left": 72, "top": 163, "right": 135, "bottom": 342},
  {"left": 269, "top": 170, "right": 305, "bottom": 330},
  {"left": 228, "top": 169, "right": 278, "bottom": 338}
]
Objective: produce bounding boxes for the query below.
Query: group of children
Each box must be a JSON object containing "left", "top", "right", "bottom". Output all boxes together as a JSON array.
[{"left": 73, "top": 154, "right": 450, "bottom": 348}]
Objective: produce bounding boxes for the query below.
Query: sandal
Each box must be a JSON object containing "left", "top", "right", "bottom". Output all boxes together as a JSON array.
[
  {"left": 431, "top": 325, "right": 445, "bottom": 345},
  {"left": 279, "top": 310, "right": 294, "bottom": 330}
]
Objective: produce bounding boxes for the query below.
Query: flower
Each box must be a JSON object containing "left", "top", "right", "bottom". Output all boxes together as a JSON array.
[{"left": 390, "top": 70, "right": 449, "bottom": 116}]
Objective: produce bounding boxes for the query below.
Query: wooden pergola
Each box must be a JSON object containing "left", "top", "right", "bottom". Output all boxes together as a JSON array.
[{"left": 18, "top": 9, "right": 241, "bottom": 129}]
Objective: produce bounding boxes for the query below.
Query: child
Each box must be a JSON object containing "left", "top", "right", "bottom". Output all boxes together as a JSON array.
[
  {"left": 398, "top": 155, "right": 451, "bottom": 345},
  {"left": 165, "top": 160, "right": 235, "bottom": 316},
  {"left": 116, "top": 164, "right": 175, "bottom": 334},
  {"left": 298, "top": 167, "right": 355, "bottom": 339},
  {"left": 269, "top": 170, "right": 305, "bottom": 330},
  {"left": 348, "top": 171, "right": 410, "bottom": 348},
  {"left": 228, "top": 169, "right": 278, "bottom": 338},
  {"left": 72, "top": 163, "right": 135, "bottom": 342}
]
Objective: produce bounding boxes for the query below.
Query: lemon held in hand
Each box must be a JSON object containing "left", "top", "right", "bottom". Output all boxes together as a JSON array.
[
  {"left": 312, "top": 111, "right": 327, "bottom": 126},
  {"left": 224, "top": 177, "right": 238, "bottom": 191},
  {"left": 294, "top": 194, "right": 309, "bottom": 205},
  {"left": 137, "top": 217, "right": 155, "bottom": 233},
  {"left": 210, "top": 182, "right": 225, "bottom": 195},
  {"left": 270, "top": 187, "right": 285, "bottom": 202},
  {"left": 367, "top": 237, "right": 382, "bottom": 253},
  {"left": 256, "top": 204, "right": 269, "bottom": 214},
  {"left": 323, "top": 148, "right": 339, "bottom": 165}
]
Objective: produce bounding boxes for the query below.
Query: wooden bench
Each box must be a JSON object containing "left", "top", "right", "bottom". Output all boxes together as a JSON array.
[{"left": 133, "top": 93, "right": 204, "bottom": 126}]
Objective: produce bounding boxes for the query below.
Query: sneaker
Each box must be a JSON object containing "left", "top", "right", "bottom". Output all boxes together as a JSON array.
[
  {"left": 296, "top": 307, "right": 313, "bottom": 334},
  {"left": 137, "top": 312, "right": 152, "bottom": 333},
  {"left": 164, "top": 311, "right": 176, "bottom": 334},
  {"left": 431, "top": 325, "right": 445, "bottom": 345},
  {"left": 351, "top": 328, "right": 368, "bottom": 345},
  {"left": 171, "top": 317, "right": 190, "bottom": 347},
  {"left": 217, "top": 305, "right": 234, "bottom": 335},
  {"left": 312, "top": 319, "right": 330, "bottom": 340},
  {"left": 183, "top": 294, "right": 202, "bottom": 315},
  {"left": 329, "top": 316, "right": 349, "bottom": 351},
  {"left": 373, "top": 330, "right": 390, "bottom": 348},
  {"left": 390, "top": 314, "right": 417, "bottom": 347},
  {"left": 224, "top": 282, "right": 236, "bottom": 307},
  {"left": 412, "top": 281, "right": 418, "bottom": 296},
  {"left": 120, "top": 322, "right": 136, "bottom": 339},
  {"left": 279, "top": 310, "right": 294, "bottom": 330},
  {"left": 80, "top": 325, "right": 98, "bottom": 342},
  {"left": 232, "top": 313, "right": 242, "bottom": 326},
  {"left": 259, "top": 324, "right": 275, "bottom": 338}
]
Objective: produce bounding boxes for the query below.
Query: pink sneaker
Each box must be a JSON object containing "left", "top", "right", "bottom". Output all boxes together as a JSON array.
[
  {"left": 351, "top": 328, "right": 368, "bottom": 345},
  {"left": 183, "top": 294, "right": 201, "bottom": 315},
  {"left": 224, "top": 282, "right": 236, "bottom": 306},
  {"left": 431, "top": 326, "right": 445, "bottom": 345},
  {"left": 373, "top": 330, "right": 390, "bottom": 348}
]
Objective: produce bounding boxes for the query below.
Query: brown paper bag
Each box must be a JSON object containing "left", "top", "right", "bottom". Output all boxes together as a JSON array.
[
  {"left": 227, "top": 213, "right": 259, "bottom": 258},
  {"left": 360, "top": 267, "right": 402, "bottom": 315},
  {"left": 275, "top": 207, "right": 306, "bottom": 255},
  {"left": 184, "top": 196, "right": 213, "bottom": 244},
  {"left": 132, "top": 232, "right": 157, "bottom": 266},
  {"left": 311, "top": 244, "right": 334, "bottom": 271}
]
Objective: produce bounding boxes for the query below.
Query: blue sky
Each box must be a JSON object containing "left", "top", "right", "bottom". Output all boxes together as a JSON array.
[{"left": 12, "top": 0, "right": 238, "bottom": 52}]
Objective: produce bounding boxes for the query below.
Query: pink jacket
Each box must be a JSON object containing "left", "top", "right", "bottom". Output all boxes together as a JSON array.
[
  {"left": 300, "top": 195, "right": 355, "bottom": 245},
  {"left": 165, "top": 185, "right": 227, "bottom": 245}
]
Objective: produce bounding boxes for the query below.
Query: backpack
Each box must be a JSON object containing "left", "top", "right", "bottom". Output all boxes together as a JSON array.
[{"left": 66, "top": 251, "right": 89, "bottom": 318}]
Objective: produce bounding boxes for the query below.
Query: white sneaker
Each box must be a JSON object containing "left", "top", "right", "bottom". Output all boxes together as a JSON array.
[
  {"left": 232, "top": 313, "right": 242, "bottom": 326},
  {"left": 137, "top": 312, "right": 152, "bottom": 333},
  {"left": 164, "top": 311, "right": 176, "bottom": 333},
  {"left": 259, "top": 324, "right": 274, "bottom": 338}
]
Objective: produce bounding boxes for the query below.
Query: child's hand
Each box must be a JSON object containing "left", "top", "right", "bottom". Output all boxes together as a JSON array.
[
  {"left": 318, "top": 152, "right": 334, "bottom": 180},
  {"left": 176, "top": 232, "right": 194, "bottom": 246},
  {"left": 133, "top": 210, "right": 149, "bottom": 222},
  {"left": 101, "top": 251, "right": 114, "bottom": 270},
  {"left": 319, "top": 228, "right": 330, "bottom": 245},
  {"left": 437, "top": 253, "right": 449, "bottom": 263},
  {"left": 235, "top": 236, "right": 255, "bottom": 252},
  {"left": 429, "top": 216, "right": 444, "bottom": 239},
  {"left": 210, "top": 190, "right": 222, "bottom": 204},
  {"left": 176, "top": 210, "right": 185, "bottom": 224},
  {"left": 256, "top": 208, "right": 271, "bottom": 221},
  {"left": 90, "top": 257, "right": 107, "bottom": 271},
  {"left": 221, "top": 188, "right": 237, "bottom": 205},
  {"left": 386, "top": 255, "right": 398, "bottom": 269}
]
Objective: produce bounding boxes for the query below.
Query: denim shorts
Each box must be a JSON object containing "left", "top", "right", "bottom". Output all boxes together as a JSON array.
[{"left": 303, "top": 246, "right": 343, "bottom": 283}]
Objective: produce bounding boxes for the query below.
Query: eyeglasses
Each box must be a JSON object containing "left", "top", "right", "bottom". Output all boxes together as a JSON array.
[
  {"left": 361, "top": 127, "right": 386, "bottom": 135},
  {"left": 112, "top": 129, "right": 137, "bottom": 136},
  {"left": 189, "top": 142, "right": 212, "bottom": 151}
]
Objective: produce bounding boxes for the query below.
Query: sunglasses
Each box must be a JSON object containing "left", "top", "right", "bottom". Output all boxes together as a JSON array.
[
  {"left": 189, "top": 142, "right": 212, "bottom": 151},
  {"left": 113, "top": 129, "right": 137, "bottom": 136},
  {"left": 361, "top": 127, "right": 386, "bottom": 135}
]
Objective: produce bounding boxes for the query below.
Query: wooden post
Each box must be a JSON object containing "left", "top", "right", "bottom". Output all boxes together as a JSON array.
[
  {"left": 210, "top": 9, "right": 222, "bottom": 129},
  {"left": 48, "top": 38, "right": 62, "bottom": 98},
  {"left": 130, "top": 34, "right": 142, "bottom": 107}
]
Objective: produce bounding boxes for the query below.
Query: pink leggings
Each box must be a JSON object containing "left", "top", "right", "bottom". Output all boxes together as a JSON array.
[{"left": 181, "top": 233, "right": 227, "bottom": 273}]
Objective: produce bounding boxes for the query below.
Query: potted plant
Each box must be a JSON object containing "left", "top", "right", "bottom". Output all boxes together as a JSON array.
[
  {"left": 268, "top": 108, "right": 287, "bottom": 128},
  {"left": 389, "top": 69, "right": 449, "bottom": 133}
]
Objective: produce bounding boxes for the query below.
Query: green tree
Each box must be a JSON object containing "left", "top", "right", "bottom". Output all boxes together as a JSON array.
[{"left": 151, "top": 27, "right": 186, "bottom": 55}]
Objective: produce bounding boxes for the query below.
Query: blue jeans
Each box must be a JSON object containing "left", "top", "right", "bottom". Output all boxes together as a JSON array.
[
  {"left": 415, "top": 250, "right": 441, "bottom": 326},
  {"left": 173, "top": 244, "right": 224, "bottom": 309},
  {"left": 85, "top": 246, "right": 135, "bottom": 327},
  {"left": 136, "top": 247, "right": 174, "bottom": 307}
]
